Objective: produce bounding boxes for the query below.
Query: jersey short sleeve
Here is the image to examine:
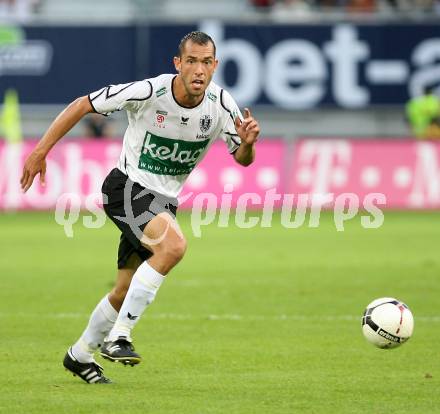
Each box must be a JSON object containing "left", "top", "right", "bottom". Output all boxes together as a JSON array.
[
  {"left": 218, "top": 89, "right": 242, "bottom": 154},
  {"left": 88, "top": 80, "right": 153, "bottom": 116}
]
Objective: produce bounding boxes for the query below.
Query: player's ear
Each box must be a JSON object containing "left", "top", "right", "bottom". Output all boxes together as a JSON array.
[
  {"left": 173, "top": 56, "right": 181, "bottom": 73},
  {"left": 213, "top": 59, "right": 219, "bottom": 72}
]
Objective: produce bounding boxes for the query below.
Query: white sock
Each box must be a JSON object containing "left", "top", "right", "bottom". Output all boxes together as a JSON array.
[
  {"left": 71, "top": 295, "right": 118, "bottom": 363},
  {"left": 107, "top": 261, "right": 165, "bottom": 342}
]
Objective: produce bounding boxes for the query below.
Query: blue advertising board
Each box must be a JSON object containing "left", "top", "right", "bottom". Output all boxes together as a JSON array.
[
  {"left": 0, "top": 25, "right": 136, "bottom": 104},
  {"left": 1, "top": 22, "right": 439, "bottom": 109},
  {"left": 146, "top": 21, "right": 440, "bottom": 109}
]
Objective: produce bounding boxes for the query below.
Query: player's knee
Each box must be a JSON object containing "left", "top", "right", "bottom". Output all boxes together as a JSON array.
[{"left": 160, "top": 239, "right": 187, "bottom": 266}]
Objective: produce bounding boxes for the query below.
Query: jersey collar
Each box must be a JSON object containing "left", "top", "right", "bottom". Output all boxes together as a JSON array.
[{"left": 171, "top": 75, "right": 205, "bottom": 109}]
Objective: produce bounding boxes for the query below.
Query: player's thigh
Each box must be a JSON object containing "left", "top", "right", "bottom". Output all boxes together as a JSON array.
[{"left": 141, "top": 212, "right": 186, "bottom": 256}]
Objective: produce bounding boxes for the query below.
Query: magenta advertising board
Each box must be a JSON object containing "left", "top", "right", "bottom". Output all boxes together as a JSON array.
[
  {"left": 0, "top": 139, "right": 285, "bottom": 210},
  {"left": 289, "top": 139, "right": 440, "bottom": 209},
  {"left": 0, "top": 140, "right": 121, "bottom": 210},
  {"left": 179, "top": 140, "right": 285, "bottom": 209},
  {"left": 1, "top": 138, "right": 439, "bottom": 210}
]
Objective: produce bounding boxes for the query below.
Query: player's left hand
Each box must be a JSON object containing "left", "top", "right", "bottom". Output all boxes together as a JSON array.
[{"left": 234, "top": 108, "right": 260, "bottom": 146}]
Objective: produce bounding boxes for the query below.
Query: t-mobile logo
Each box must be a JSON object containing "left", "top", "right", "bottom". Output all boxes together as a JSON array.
[{"left": 295, "top": 139, "right": 351, "bottom": 197}]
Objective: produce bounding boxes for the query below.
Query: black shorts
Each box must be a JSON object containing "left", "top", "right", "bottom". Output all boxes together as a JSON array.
[{"left": 102, "top": 168, "right": 178, "bottom": 269}]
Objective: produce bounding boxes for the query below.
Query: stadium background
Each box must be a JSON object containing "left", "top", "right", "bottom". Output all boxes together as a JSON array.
[
  {"left": 1, "top": 1, "right": 440, "bottom": 413},
  {"left": 1, "top": 1, "right": 440, "bottom": 209}
]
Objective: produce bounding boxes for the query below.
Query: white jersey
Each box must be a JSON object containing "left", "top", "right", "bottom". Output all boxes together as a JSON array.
[{"left": 89, "top": 74, "right": 242, "bottom": 198}]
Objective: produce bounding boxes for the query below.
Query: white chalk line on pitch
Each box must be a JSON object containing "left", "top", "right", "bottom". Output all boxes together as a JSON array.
[{"left": 0, "top": 312, "right": 438, "bottom": 322}]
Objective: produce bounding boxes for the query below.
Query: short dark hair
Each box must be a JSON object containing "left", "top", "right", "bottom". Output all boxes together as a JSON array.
[{"left": 178, "top": 31, "right": 216, "bottom": 57}]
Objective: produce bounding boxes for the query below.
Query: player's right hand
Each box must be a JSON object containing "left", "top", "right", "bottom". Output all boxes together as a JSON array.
[{"left": 20, "top": 151, "right": 47, "bottom": 192}]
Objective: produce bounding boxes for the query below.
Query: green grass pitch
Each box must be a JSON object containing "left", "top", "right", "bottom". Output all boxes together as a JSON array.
[{"left": 0, "top": 210, "right": 439, "bottom": 414}]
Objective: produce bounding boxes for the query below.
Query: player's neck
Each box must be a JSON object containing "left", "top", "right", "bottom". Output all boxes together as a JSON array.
[{"left": 172, "top": 75, "right": 204, "bottom": 108}]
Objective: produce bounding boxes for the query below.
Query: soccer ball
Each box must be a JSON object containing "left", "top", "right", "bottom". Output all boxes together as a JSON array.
[{"left": 361, "top": 297, "right": 414, "bottom": 349}]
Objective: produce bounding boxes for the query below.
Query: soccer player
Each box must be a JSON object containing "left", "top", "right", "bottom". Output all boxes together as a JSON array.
[{"left": 20, "top": 31, "right": 260, "bottom": 384}]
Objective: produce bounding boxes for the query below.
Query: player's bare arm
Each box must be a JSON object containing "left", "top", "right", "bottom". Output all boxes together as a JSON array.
[
  {"left": 20, "top": 96, "right": 94, "bottom": 192},
  {"left": 233, "top": 108, "right": 259, "bottom": 166}
]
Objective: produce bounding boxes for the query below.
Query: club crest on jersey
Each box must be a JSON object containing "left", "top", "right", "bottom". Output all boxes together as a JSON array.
[{"left": 199, "top": 115, "right": 212, "bottom": 133}]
